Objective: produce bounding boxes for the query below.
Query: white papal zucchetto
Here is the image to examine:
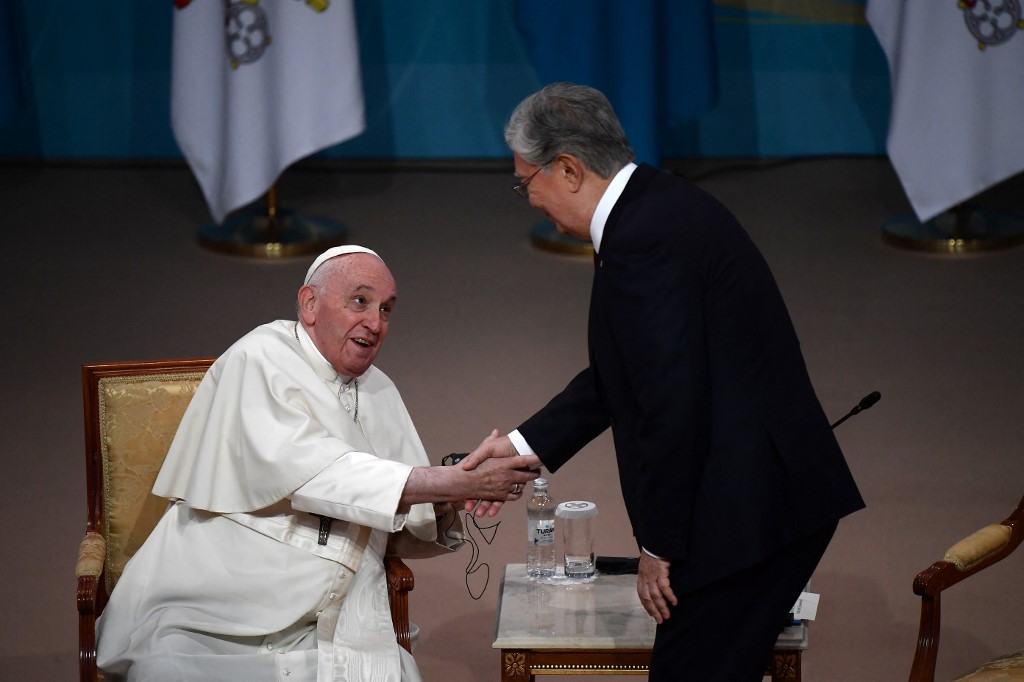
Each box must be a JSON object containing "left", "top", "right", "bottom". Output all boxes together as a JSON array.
[{"left": 303, "top": 245, "right": 383, "bottom": 285}]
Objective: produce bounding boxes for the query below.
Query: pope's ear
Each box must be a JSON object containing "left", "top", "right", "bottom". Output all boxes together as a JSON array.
[{"left": 297, "top": 285, "right": 317, "bottom": 324}]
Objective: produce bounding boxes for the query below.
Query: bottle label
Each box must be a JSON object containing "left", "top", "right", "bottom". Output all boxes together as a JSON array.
[{"left": 528, "top": 519, "right": 555, "bottom": 546}]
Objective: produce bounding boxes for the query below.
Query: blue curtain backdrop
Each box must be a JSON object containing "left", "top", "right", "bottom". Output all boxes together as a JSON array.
[
  {"left": 0, "top": 2, "right": 22, "bottom": 125},
  {"left": 0, "top": 0, "right": 889, "bottom": 160},
  {"left": 515, "top": 0, "right": 718, "bottom": 167}
]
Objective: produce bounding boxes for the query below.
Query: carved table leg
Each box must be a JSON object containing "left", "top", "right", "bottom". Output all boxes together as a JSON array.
[
  {"left": 769, "top": 650, "right": 802, "bottom": 681},
  {"left": 501, "top": 649, "right": 533, "bottom": 682}
]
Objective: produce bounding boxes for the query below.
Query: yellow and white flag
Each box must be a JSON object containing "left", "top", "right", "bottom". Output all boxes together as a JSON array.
[
  {"left": 868, "top": 0, "right": 1024, "bottom": 222},
  {"left": 172, "top": 0, "right": 364, "bottom": 224}
]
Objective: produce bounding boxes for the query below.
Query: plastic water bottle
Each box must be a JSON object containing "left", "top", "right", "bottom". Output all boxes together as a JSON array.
[{"left": 526, "top": 478, "right": 556, "bottom": 578}]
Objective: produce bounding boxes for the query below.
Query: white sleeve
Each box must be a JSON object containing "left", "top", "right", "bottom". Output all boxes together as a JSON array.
[{"left": 289, "top": 451, "right": 415, "bottom": 533}]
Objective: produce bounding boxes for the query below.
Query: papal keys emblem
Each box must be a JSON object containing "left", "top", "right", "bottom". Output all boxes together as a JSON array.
[
  {"left": 174, "top": 1, "right": 330, "bottom": 69},
  {"left": 959, "top": 0, "right": 1024, "bottom": 49},
  {"left": 224, "top": 2, "right": 271, "bottom": 69}
]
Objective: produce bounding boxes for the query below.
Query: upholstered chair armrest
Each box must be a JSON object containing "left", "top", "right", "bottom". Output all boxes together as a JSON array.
[
  {"left": 942, "top": 524, "right": 1013, "bottom": 572},
  {"left": 384, "top": 556, "right": 415, "bottom": 653},
  {"left": 77, "top": 532, "right": 105, "bottom": 581},
  {"left": 77, "top": 532, "right": 105, "bottom": 682},
  {"left": 909, "top": 518, "right": 1020, "bottom": 682},
  {"left": 77, "top": 531, "right": 106, "bottom": 617},
  {"left": 914, "top": 523, "right": 1013, "bottom": 598}
]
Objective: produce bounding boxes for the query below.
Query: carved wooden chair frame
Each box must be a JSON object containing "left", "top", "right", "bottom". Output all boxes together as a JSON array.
[{"left": 908, "top": 494, "right": 1024, "bottom": 681}]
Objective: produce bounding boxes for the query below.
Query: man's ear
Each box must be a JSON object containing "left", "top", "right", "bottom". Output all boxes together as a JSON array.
[
  {"left": 554, "top": 154, "right": 586, "bottom": 193},
  {"left": 297, "top": 285, "right": 317, "bottom": 325}
]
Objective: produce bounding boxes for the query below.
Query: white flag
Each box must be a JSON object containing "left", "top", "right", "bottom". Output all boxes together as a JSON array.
[
  {"left": 867, "top": 0, "right": 1024, "bottom": 222},
  {"left": 171, "top": 0, "right": 365, "bottom": 224}
]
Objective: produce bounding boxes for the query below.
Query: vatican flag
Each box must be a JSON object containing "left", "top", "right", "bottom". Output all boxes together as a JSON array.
[
  {"left": 171, "top": 0, "right": 365, "bottom": 224},
  {"left": 868, "top": 0, "right": 1024, "bottom": 222}
]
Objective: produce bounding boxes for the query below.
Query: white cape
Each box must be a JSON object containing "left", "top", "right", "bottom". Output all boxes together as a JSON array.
[{"left": 98, "top": 321, "right": 461, "bottom": 681}]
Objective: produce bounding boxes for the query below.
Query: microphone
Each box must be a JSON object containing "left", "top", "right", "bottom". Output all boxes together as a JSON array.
[{"left": 830, "top": 391, "right": 881, "bottom": 430}]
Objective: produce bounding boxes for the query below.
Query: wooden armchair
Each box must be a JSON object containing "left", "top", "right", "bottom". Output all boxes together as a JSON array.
[
  {"left": 75, "top": 359, "right": 416, "bottom": 682},
  {"left": 908, "top": 494, "right": 1024, "bottom": 682}
]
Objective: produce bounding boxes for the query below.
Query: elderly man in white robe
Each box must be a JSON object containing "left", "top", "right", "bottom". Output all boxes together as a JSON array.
[{"left": 96, "top": 245, "right": 540, "bottom": 682}]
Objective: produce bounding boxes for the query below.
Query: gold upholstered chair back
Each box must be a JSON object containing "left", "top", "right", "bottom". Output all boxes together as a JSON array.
[
  {"left": 75, "top": 359, "right": 415, "bottom": 682},
  {"left": 76, "top": 358, "right": 214, "bottom": 681}
]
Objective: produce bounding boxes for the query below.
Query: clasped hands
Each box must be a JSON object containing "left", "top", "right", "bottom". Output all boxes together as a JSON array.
[
  {"left": 437, "top": 432, "right": 677, "bottom": 623},
  {"left": 457, "top": 429, "right": 540, "bottom": 517}
]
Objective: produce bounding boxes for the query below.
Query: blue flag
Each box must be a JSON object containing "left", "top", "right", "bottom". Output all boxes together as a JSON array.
[
  {"left": 515, "top": 0, "right": 718, "bottom": 166},
  {"left": 0, "top": 3, "right": 21, "bottom": 125}
]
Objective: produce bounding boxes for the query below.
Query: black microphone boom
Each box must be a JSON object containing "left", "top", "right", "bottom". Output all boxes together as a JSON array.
[{"left": 830, "top": 391, "right": 882, "bottom": 430}]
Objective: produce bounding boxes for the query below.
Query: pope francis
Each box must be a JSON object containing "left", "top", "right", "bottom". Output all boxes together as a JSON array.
[{"left": 96, "top": 245, "right": 540, "bottom": 682}]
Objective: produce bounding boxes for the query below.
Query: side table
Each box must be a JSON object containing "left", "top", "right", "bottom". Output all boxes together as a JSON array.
[{"left": 492, "top": 564, "right": 807, "bottom": 681}]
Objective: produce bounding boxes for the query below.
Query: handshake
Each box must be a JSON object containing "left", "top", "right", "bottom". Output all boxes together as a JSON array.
[{"left": 419, "top": 429, "right": 542, "bottom": 518}]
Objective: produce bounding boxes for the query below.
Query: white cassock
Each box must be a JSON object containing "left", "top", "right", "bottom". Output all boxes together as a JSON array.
[{"left": 96, "top": 320, "right": 464, "bottom": 682}]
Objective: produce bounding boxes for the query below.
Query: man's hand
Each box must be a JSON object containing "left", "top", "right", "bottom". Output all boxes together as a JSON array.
[
  {"left": 400, "top": 432, "right": 540, "bottom": 513},
  {"left": 459, "top": 430, "right": 537, "bottom": 517},
  {"left": 637, "top": 552, "right": 677, "bottom": 624},
  {"left": 459, "top": 430, "right": 518, "bottom": 469}
]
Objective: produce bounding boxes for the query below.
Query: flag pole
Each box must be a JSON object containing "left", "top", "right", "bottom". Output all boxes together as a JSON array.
[
  {"left": 529, "top": 220, "right": 594, "bottom": 256},
  {"left": 197, "top": 182, "right": 349, "bottom": 258},
  {"left": 880, "top": 203, "right": 1024, "bottom": 254},
  {"left": 265, "top": 184, "right": 279, "bottom": 245}
]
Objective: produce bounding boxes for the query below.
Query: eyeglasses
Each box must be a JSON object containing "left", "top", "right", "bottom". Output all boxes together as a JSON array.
[{"left": 512, "top": 166, "right": 544, "bottom": 198}]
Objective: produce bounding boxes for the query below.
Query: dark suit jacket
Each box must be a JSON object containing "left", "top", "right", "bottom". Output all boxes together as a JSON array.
[{"left": 518, "top": 164, "right": 865, "bottom": 590}]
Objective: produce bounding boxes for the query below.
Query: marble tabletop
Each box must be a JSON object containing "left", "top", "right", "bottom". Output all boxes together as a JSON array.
[{"left": 492, "top": 564, "right": 807, "bottom": 651}]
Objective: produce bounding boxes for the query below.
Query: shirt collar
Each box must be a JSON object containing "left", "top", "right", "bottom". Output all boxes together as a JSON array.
[{"left": 590, "top": 162, "right": 637, "bottom": 253}]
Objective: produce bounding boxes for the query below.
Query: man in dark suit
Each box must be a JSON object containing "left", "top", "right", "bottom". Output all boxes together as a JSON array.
[{"left": 466, "top": 83, "right": 864, "bottom": 680}]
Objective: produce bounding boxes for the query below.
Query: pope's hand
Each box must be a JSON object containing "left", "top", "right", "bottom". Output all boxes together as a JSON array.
[
  {"left": 460, "top": 430, "right": 540, "bottom": 517},
  {"left": 400, "top": 437, "right": 540, "bottom": 510}
]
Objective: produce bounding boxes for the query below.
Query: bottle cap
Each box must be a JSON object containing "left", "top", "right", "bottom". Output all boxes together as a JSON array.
[
  {"left": 533, "top": 478, "right": 548, "bottom": 489},
  {"left": 556, "top": 501, "right": 598, "bottom": 519}
]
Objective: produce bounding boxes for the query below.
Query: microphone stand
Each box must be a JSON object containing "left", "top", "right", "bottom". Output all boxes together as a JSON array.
[{"left": 830, "top": 391, "right": 882, "bottom": 430}]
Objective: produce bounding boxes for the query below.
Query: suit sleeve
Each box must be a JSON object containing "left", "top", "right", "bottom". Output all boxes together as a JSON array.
[{"left": 517, "top": 367, "right": 612, "bottom": 472}]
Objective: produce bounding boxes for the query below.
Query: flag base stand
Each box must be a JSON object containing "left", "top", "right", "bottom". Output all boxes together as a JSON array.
[
  {"left": 197, "top": 187, "right": 348, "bottom": 258},
  {"left": 881, "top": 205, "right": 1024, "bottom": 254},
  {"left": 529, "top": 220, "right": 594, "bottom": 256}
]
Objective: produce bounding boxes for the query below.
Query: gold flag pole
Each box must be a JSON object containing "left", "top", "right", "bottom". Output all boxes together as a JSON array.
[
  {"left": 881, "top": 203, "right": 1024, "bottom": 254},
  {"left": 529, "top": 220, "right": 594, "bottom": 256},
  {"left": 198, "top": 182, "right": 348, "bottom": 258},
  {"left": 265, "top": 184, "right": 279, "bottom": 245}
]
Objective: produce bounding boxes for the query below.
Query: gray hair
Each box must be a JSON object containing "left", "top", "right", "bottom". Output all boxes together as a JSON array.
[
  {"left": 305, "top": 256, "right": 346, "bottom": 293},
  {"left": 296, "top": 255, "right": 352, "bottom": 317},
  {"left": 504, "top": 83, "right": 635, "bottom": 179}
]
